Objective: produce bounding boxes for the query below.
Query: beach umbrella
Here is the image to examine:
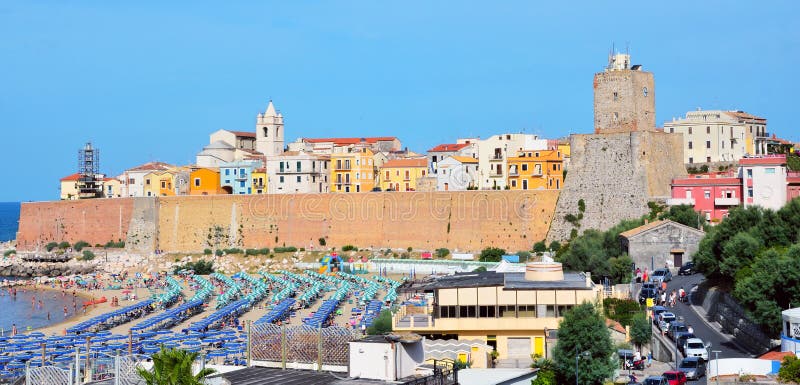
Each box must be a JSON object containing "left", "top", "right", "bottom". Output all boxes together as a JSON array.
[
  {"left": 207, "top": 350, "right": 228, "bottom": 358},
  {"left": 28, "top": 332, "right": 44, "bottom": 338},
  {"left": 53, "top": 355, "right": 73, "bottom": 363},
  {"left": 0, "top": 356, "right": 12, "bottom": 363},
  {"left": 0, "top": 371, "right": 15, "bottom": 378},
  {"left": 5, "top": 361, "right": 25, "bottom": 369},
  {"left": 182, "top": 339, "right": 202, "bottom": 346}
]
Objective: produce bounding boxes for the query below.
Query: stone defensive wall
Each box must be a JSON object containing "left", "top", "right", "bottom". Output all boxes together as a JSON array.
[{"left": 17, "top": 190, "right": 559, "bottom": 253}]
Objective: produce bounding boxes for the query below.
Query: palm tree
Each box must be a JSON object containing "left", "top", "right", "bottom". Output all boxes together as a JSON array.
[{"left": 136, "top": 346, "right": 216, "bottom": 385}]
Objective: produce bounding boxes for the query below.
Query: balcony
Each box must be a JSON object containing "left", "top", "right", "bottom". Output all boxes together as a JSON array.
[
  {"left": 714, "top": 197, "right": 740, "bottom": 206},
  {"left": 666, "top": 197, "right": 695, "bottom": 206},
  {"left": 489, "top": 155, "right": 504, "bottom": 161},
  {"left": 508, "top": 170, "right": 519, "bottom": 176},
  {"left": 489, "top": 171, "right": 503, "bottom": 177},
  {"left": 334, "top": 166, "right": 351, "bottom": 171},
  {"left": 277, "top": 169, "right": 302, "bottom": 174}
]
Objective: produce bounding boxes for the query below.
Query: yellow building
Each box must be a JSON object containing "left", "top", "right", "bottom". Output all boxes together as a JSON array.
[
  {"left": 507, "top": 150, "right": 564, "bottom": 190},
  {"left": 59, "top": 173, "right": 81, "bottom": 200},
  {"left": 393, "top": 262, "right": 601, "bottom": 363},
  {"left": 379, "top": 158, "right": 428, "bottom": 192},
  {"left": 189, "top": 167, "right": 222, "bottom": 195},
  {"left": 142, "top": 171, "right": 173, "bottom": 197},
  {"left": 251, "top": 168, "right": 267, "bottom": 194},
  {"left": 102, "top": 177, "right": 123, "bottom": 198},
  {"left": 331, "top": 147, "right": 376, "bottom": 193}
]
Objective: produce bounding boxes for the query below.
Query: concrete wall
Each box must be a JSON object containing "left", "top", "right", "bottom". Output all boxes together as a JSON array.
[
  {"left": 624, "top": 224, "right": 704, "bottom": 271},
  {"left": 16, "top": 198, "right": 134, "bottom": 251},
  {"left": 17, "top": 190, "right": 559, "bottom": 253},
  {"left": 547, "top": 131, "right": 685, "bottom": 241}
]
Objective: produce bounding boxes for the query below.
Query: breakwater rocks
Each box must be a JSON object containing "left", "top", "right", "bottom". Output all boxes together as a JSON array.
[{"left": 0, "top": 260, "right": 97, "bottom": 278}]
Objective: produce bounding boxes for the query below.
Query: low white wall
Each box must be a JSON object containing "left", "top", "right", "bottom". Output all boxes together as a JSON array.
[{"left": 707, "top": 358, "right": 773, "bottom": 378}]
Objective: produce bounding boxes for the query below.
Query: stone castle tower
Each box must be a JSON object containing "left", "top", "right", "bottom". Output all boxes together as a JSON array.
[
  {"left": 255, "top": 101, "right": 284, "bottom": 157},
  {"left": 546, "top": 53, "right": 686, "bottom": 241},
  {"left": 593, "top": 53, "right": 656, "bottom": 134}
]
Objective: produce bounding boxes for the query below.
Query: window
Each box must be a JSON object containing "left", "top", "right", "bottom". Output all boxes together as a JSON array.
[
  {"left": 552, "top": 164, "right": 557, "bottom": 171},
  {"left": 765, "top": 168, "right": 776, "bottom": 174},
  {"left": 439, "top": 306, "right": 457, "bottom": 318},
  {"left": 613, "top": 92, "right": 618, "bottom": 101},
  {"left": 296, "top": 161, "right": 301, "bottom": 172},
  {"left": 706, "top": 126, "right": 710, "bottom": 134},
  {"left": 669, "top": 127, "right": 674, "bottom": 133},
  {"left": 385, "top": 171, "right": 390, "bottom": 180},
  {"left": 556, "top": 305, "right": 573, "bottom": 317},
  {"left": 748, "top": 188, "right": 753, "bottom": 198},
  {"left": 478, "top": 305, "right": 496, "bottom": 318},
  {"left": 642, "top": 87, "right": 648, "bottom": 97},
  {"left": 706, "top": 157, "right": 711, "bottom": 163},
  {"left": 239, "top": 168, "right": 245, "bottom": 175},
  {"left": 747, "top": 169, "right": 753, "bottom": 178},
  {"left": 688, "top": 157, "right": 693, "bottom": 164},
  {"left": 544, "top": 305, "right": 556, "bottom": 318},
  {"left": 296, "top": 176, "right": 301, "bottom": 183},
  {"left": 613, "top": 112, "right": 619, "bottom": 120},
  {"left": 279, "top": 176, "right": 284, "bottom": 183},
  {"left": 688, "top": 127, "right": 693, "bottom": 134},
  {"left": 704, "top": 191, "right": 710, "bottom": 199},
  {"left": 522, "top": 164, "right": 528, "bottom": 171},
  {"left": 518, "top": 305, "right": 536, "bottom": 317},
  {"left": 706, "top": 141, "right": 711, "bottom": 149},
  {"left": 161, "top": 181, "right": 166, "bottom": 189},
  {"left": 522, "top": 180, "right": 528, "bottom": 190},
  {"left": 459, "top": 305, "right": 477, "bottom": 318},
  {"left": 146, "top": 179, "right": 151, "bottom": 185},
  {"left": 511, "top": 180, "right": 516, "bottom": 188},
  {"left": 688, "top": 141, "right": 693, "bottom": 149},
  {"left": 498, "top": 305, "right": 516, "bottom": 318},
  {"left": 239, "top": 181, "right": 245, "bottom": 188}
]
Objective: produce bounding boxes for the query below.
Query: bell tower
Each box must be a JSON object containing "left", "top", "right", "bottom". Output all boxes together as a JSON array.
[
  {"left": 593, "top": 53, "right": 656, "bottom": 133},
  {"left": 255, "top": 100, "right": 284, "bottom": 157}
]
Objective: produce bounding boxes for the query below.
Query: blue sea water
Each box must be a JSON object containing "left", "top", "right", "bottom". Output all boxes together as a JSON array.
[
  {"left": 0, "top": 288, "right": 78, "bottom": 333},
  {"left": 0, "top": 202, "right": 20, "bottom": 242}
]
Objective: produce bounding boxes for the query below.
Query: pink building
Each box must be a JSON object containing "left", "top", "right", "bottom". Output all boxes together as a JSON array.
[
  {"left": 669, "top": 154, "right": 798, "bottom": 223},
  {"left": 668, "top": 172, "right": 742, "bottom": 222}
]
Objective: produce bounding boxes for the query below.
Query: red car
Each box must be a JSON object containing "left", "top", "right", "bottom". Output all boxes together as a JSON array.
[{"left": 662, "top": 371, "right": 687, "bottom": 385}]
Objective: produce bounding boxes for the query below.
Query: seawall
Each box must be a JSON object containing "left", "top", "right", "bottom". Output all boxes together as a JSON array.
[{"left": 17, "top": 191, "right": 559, "bottom": 253}]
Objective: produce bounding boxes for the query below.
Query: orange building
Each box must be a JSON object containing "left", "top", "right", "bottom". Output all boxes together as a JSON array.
[
  {"left": 189, "top": 167, "right": 222, "bottom": 195},
  {"left": 330, "top": 147, "right": 376, "bottom": 193},
  {"left": 379, "top": 158, "right": 428, "bottom": 191},
  {"left": 507, "top": 150, "right": 564, "bottom": 190}
]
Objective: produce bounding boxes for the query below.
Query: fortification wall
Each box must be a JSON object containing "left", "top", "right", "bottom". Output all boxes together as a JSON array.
[
  {"left": 157, "top": 191, "right": 559, "bottom": 253},
  {"left": 547, "top": 131, "right": 685, "bottom": 241},
  {"left": 17, "top": 191, "right": 559, "bottom": 253},
  {"left": 16, "top": 198, "right": 134, "bottom": 251}
]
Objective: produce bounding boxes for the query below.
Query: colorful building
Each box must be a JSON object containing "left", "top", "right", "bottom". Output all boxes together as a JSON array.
[
  {"left": 266, "top": 151, "right": 330, "bottom": 194},
  {"left": 435, "top": 156, "right": 478, "bottom": 191},
  {"left": 393, "top": 262, "right": 600, "bottom": 361},
  {"left": 476, "top": 134, "right": 547, "bottom": 190},
  {"left": 251, "top": 168, "right": 267, "bottom": 194},
  {"left": 668, "top": 172, "right": 741, "bottom": 223},
  {"left": 427, "top": 141, "right": 477, "bottom": 176},
  {"left": 331, "top": 147, "right": 376, "bottom": 193},
  {"left": 379, "top": 158, "right": 428, "bottom": 192},
  {"left": 103, "top": 177, "right": 123, "bottom": 198},
  {"left": 220, "top": 160, "right": 262, "bottom": 195},
  {"left": 506, "top": 150, "right": 564, "bottom": 190},
  {"left": 59, "top": 173, "right": 81, "bottom": 200},
  {"left": 120, "top": 162, "right": 174, "bottom": 197},
  {"left": 189, "top": 167, "right": 222, "bottom": 195}
]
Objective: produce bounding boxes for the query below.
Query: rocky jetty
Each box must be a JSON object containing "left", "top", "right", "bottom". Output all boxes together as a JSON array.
[{"left": 0, "top": 259, "right": 97, "bottom": 278}]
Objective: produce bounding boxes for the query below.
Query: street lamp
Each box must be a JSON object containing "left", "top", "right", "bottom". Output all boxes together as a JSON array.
[
  {"left": 575, "top": 344, "right": 590, "bottom": 385},
  {"left": 712, "top": 350, "right": 722, "bottom": 385}
]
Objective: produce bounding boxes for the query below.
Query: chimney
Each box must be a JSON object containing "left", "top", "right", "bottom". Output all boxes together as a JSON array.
[{"left": 585, "top": 272, "right": 592, "bottom": 287}]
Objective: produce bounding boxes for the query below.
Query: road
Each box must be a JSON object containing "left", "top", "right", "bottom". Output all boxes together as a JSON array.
[{"left": 654, "top": 273, "right": 752, "bottom": 384}]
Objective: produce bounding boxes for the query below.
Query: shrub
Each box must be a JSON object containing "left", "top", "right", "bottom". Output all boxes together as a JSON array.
[
  {"left": 779, "top": 355, "right": 800, "bottom": 383},
  {"left": 223, "top": 248, "right": 243, "bottom": 255},
  {"left": 407, "top": 247, "right": 413, "bottom": 252},
  {"left": 318, "top": 238, "right": 326, "bottom": 246},
  {"left": 400, "top": 252, "right": 410, "bottom": 259},
  {"left": 603, "top": 298, "right": 642, "bottom": 327},
  {"left": 80, "top": 250, "right": 95, "bottom": 261},
  {"left": 273, "top": 246, "right": 297, "bottom": 253},
  {"left": 203, "top": 249, "right": 212, "bottom": 255},
  {"left": 58, "top": 241, "right": 71, "bottom": 250},
  {"left": 73, "top": 241, "right": 90, "bottom": 252},
  {"left": 105, "top": 240, "right": 125, "bottom": 248},
  {"left": 215, "top": 249, "right": 223, "bottom": 257},
  {"left": 173, "top": 259, "right": 215, "bottom": 275},
  {"left": 435, "top": 248, "right": 450, "bottom": 259},
  {"left": 3, "top": 249, "right": 16, "bottom": 257},
  {"left": 366, "top": 309, "right": 393, "bottom": 335},
  {"left": 548, "top": 241, "right": 561, "bottom": 252},
  {"left": 577, "top": 199, "right": 586, "bottom": 213},
  {"left": 342, "top": 245, "right": 357, "bottom": 252},
  {"left": 516, "top": 251, "right": 532, "bottom": 262},
  {"left": 45, "top": 242, "right": 58, "bottom": 252},
  {"left": 479, "top": 247, "right": 505, "bottom": 262},
  {"left": 532, "top": 241, "right": 547, "bottom": 253}
]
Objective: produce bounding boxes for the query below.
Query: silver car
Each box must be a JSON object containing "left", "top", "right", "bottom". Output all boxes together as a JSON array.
[
  {"left": 650, "top": 268, "right": 672, "bottom": 283},
  {"left": 678, "top": 357, "right": 706, "bottom": 380}
]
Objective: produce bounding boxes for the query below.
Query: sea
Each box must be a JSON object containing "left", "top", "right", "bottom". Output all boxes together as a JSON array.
[
  {"left": 0, "top": 202, "right": 20, "bottom": 242},
  {"left": 0, "top": 202, "right": 78, "bottom": 332}
]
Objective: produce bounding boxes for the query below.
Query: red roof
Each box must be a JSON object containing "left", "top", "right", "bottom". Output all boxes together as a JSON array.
[
  {"left": 759, "top": 351, "right": 794, "bottom": 361},
  {"left": 126, "top": 162, "right": 174, "bottom": 172},
  {"left": 672, "top": 176, "right": 741, "bottom": 186},
  {"left": 303, "top": 137, "right": 397, "bottom": 145},
  {"left": 739, "top": 154, "right": 786, "bottom": 166},
  {"left": 381, "top": 158, "right": 428, "bottom": 168},
  {"left": 60, "top": 173, "right": 81, "bottom": 181},
  {"left": 229, "top": 131, "right": 256, "bottom": 138},
  {"left": 428, "top": 143, "right": 469, "bottom": 152}
]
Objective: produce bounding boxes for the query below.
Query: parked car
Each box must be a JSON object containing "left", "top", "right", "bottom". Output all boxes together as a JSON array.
[
  {"left": 667, "top": 322, "right": 689, "bottom": 341},
  {"left": 639, "top": 288, "right": 658, "bottom": 304},
  {"left": 678, "top": 357, "right": 706, "bottom": 380},
  {"left": 678, "top": 261, "right": 695, "bottom": 275},
  {"left": 642, "top": 376, "right": 669, "bottom": 385},
  {"left": 662, "top": 370, "right": 687, "bottom": 385},
  {"left": 650, "top": 268, "right": 673, "bottom": 283},
  {"left": 682, "top": 338, "right": 710, "bottom": 361},
  {"left": 651, "top": 306, "right": 668, "bottom": 323},
  {"left": 676, "top": 332, "right": 696, "bottom": 354},
  {"left": 642, "top": 282, "right": 658, "bottom": 291},
  {"left": 658, "top": 312, "right": 676, "bottom": 331}
]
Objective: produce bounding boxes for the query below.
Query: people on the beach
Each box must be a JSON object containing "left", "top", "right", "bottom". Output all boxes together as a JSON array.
[{"left": 11, "top": 323, "right": 17, "bottom": 336}]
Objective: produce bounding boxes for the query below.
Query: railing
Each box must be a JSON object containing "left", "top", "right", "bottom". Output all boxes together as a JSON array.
[
  {"left": 714, "top": 197, "right": 740, "bottom": 206},
  {"left": 666, "top": 197, "right": 695, "bottom": 206},
  {"left": 490, "top": 155, "right": 503, "bottom": 160}
]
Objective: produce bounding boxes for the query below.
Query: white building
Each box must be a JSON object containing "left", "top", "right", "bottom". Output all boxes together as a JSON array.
[
  {"left": 196, "top": 140, "right": 236, "bottom": 168},
  {"left": 664, "top": 109, "right": 767, "bottom": 164},
  {"left": 120, "top": 162, "right": 174, "bottom": 197},
  {"left": 255, "top": 101, "right": 285, "bottom": 157},
  {"left": 427, "top": 139, "right": 478, "bottom": 176},
  {"left": 476, "top": 134, "right": 547, "bottom": 189},
  {"left": 266, "top": 151, "right": 330, "bottom": 194},
  {"left": 740, "top": 155, "right": 788, "bottom": 211},
  {"left": 436, "top": 156, "right": 478, "bottom": 191}
]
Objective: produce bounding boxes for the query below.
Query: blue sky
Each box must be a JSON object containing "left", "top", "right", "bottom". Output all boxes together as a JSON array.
[{"left": 1, "top": 1, "right": 798, "bottom": 202}]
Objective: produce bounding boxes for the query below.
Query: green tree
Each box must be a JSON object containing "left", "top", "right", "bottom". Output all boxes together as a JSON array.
[
  {"left": 719, "top": 232, "right": 762, "bottom": 278},
  {"left": 659, "top": 204, "right": 704, "bottom": 229},
  {"left": 479, "top": 247, "right": 506, "bottom": 262},
  {"left": 552, "top": 303, "right": 615, "bottom": 385},
  {"left": 435, "top": 248, "right": 450, "bottom": 258},
  {"left": 778, "top": 354, "right": 800, "bottom": 383},
  {"left": 778, "top": 197, "right": 800, "bottom": 243},
  {"left": 608, "top": 254, "right": 633, "bottom": 284},
  {"left": 136, "top": 347, "right": 216, "bottom": 385},
  {"left": 532, "top": 241, "right": 547, "bottom": 253},
  {"left": 516, "top": 251, "right": 532, "bottom": 262},
  {"left": 548, "top": 241, "right": 561, "bottom": 252},
  {"left": 366, "top": 309, "right": 393, "bottom": 335},
  {"left": 73, "top": 241, "right": 90, "bottom": 252},
  {"left": 629, "top": 314, "right": 652, "bottom": 350},
  {"left": 531, "top": 357, "right": 556, "bottom": 385},
  {"left": 45, "top": 242, "right": 58, "bottom": 252}
]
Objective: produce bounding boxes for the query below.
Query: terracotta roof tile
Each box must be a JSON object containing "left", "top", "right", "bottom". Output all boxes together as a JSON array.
[
  {"left": 126, "top": 162, "right": 174, "bottom": 172},
  {"left": 303, "top": 137, "right": 397, "bottom": 145},
  {"left": 229, "top": 131, "right": 256, "bottom": 138},
  {"left": 60, "top": 173, "right": 81, "bottom": 181},
  {"left": 428, "top": 143, "right": 470, "bottom": 152}
]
